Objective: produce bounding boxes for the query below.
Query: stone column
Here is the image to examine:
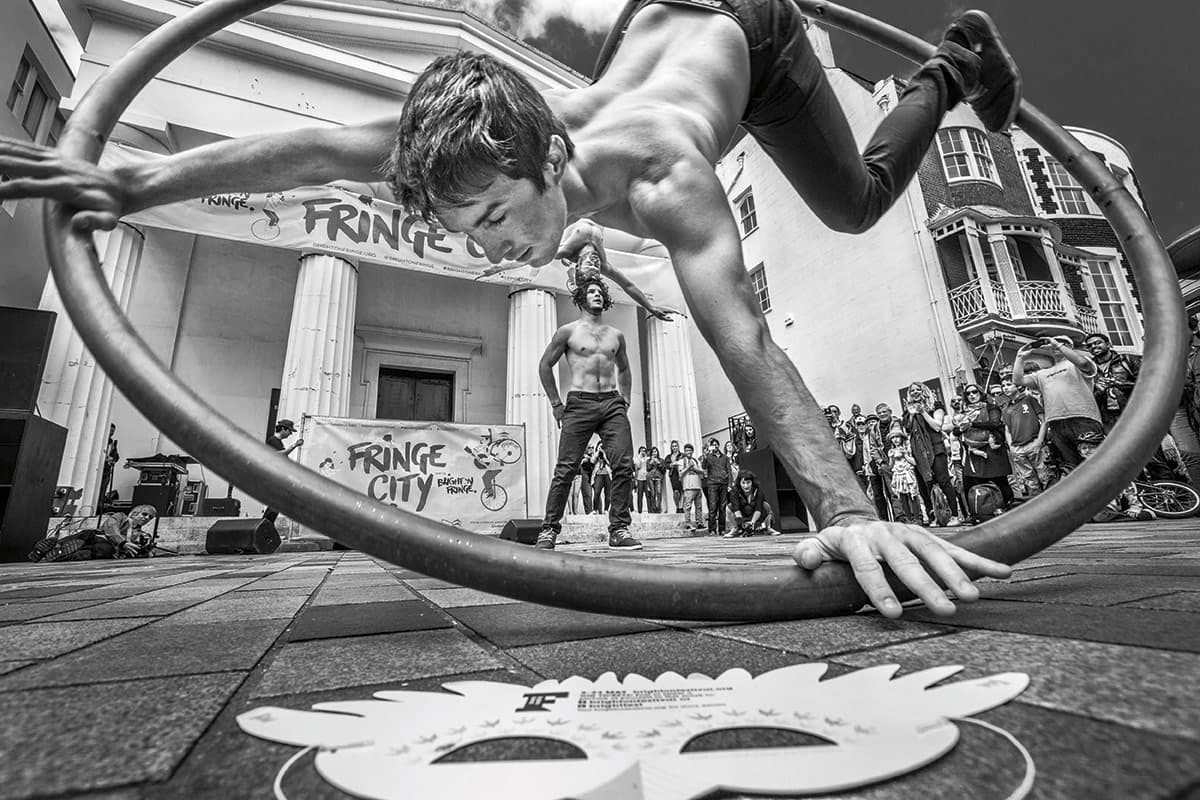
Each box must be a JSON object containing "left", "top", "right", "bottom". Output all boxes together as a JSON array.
[
  {"left": 506, "top": 287, "right": 558, "bottom": 516},
  {"left": 277, "top": 252, "right": 358, "bottom": 423},
  {"left": 1040, "top": 234, "right": 1080, "bottom": 319},
  {"left": 646, "top": 317, "right": 702, "bottom": 452},
  {"left": 37, "top": 223, "right": 144, "bottom": 511},
  {"left": 989, "top": 234, "right": 1027, "bottom": 318},
  {"left": 964, "top": 227, "right": 999, "bottom": 316}
]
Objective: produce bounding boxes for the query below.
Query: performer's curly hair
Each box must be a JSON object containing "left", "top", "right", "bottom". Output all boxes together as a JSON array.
[{"left": 572, "top": 277, "right": 614, "bottom": 311}]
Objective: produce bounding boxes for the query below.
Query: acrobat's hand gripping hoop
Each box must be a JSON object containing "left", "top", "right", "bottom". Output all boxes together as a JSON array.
[{"left": 45, "top": 0, "right": 1187, "bottom": 620}]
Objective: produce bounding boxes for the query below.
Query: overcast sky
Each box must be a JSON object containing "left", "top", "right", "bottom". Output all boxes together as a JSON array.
[{"left": 456, "top": 0, "right": 1196, "bottom": 245}]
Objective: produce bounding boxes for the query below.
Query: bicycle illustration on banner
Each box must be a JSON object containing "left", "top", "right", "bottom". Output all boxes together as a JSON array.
[{"left": 465, "top": 428, "right": 523, "bottom": 512}]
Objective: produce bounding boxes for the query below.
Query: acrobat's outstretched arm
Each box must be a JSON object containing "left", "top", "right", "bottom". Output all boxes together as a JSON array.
[
  {"left": 602, "top": 262, "right": 686, "bottom": 321},
  {"left": 0, "top": 115, "right": 399, "bottom": 231}
]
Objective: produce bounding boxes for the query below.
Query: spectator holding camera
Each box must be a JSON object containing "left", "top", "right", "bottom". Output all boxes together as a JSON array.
[
  {"left": 1014, "top": 335, "right": 1153, "bottom": 521},
  {"left": 1084, "top": 332, "right": 1141, "bottom": 432}
]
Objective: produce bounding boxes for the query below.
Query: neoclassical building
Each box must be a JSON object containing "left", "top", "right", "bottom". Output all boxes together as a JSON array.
[{"left": 4, "top": 0, "right": 704, "bottom": 519}]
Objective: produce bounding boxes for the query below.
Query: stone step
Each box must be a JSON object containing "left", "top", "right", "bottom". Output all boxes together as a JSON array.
[{"left": 553, "top": 512, "right": 708, "bottom": 544}]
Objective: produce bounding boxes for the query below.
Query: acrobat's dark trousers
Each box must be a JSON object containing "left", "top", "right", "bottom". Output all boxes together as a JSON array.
[{"left": 543, "top": 392, "right": 633, "bottom": 535}]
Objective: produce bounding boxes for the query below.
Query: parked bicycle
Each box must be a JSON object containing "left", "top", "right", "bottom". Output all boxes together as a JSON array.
[{"left": 1133, "top": 477, "right": 1199, "bottom": 518}]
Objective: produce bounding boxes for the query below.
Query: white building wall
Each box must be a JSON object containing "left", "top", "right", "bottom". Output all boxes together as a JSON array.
[
  {"left": 697, "top": 68, "right": 952, "bottom": 438},
  {"left": 0, "top": 0, "right": 75, "bottom": 307}
]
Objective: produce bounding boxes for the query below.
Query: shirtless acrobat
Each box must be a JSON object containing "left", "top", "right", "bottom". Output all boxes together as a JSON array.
[
  {"left": 538, "top": 276, "right": 642, "bottom": 551},
  {"left": 0, "top": 0, "right": 1022, "bottom": 617}
]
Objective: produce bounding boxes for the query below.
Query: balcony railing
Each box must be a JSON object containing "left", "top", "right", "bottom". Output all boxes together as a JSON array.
[
  {"left": 949, "top": 278, "right": 1097, "bottom": 332},
  {"left": 1075, "top": 305, "right": 1101, "bottom": 335},
  {"left": 1018, "top": 281, "right": 1070, "bottom": 319}
]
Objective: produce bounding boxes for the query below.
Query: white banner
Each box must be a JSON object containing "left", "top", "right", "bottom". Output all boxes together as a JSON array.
[
  {"left": 297, "top": 416, "right": 528, "bottom": 533},
  {"left": 107, "top": 144, "right": 683, "bottom": 309}
]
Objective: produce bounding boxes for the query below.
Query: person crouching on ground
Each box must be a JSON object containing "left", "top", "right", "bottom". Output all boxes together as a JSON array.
[
  {"left": 30, "top": 504, "right": 158, "bottom": 562},
  {"left": 724, "top": 470, "right": 780, "bottom": 537}
]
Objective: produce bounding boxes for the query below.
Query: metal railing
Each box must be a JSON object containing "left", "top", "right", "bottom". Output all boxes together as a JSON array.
[
  {"left": 1019, "top": 280, "right": 1070, "bottom": 319},
  {"left": 949, "top": 278, "right": 1098, "bottom": 331}
]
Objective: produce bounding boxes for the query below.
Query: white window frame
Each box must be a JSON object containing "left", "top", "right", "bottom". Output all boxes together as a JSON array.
[
  {"left": 936, "top": 127, "right": 999, "bottom": 185},
  {"left": 748, "top": 263, "right": 771, "bottom": 313},
  {"left": 1081, "top": 253, "right": 1142, "bottom": 349},
  {"left": 5, "top": 49, "right": 60, "bottom": 144},
  {"left": 735, "top": 188, "right": 758, "bottom": 237},
  {"left": 1043, "top": 156, "right": 1098, "bottom": 216}
]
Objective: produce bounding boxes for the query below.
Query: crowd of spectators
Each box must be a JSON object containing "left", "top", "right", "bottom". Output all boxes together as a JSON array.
[
  {"left": 568, "top": 424, "right": 777, "bottom": 536},
  {"left": 565, "top": 322, "right": 1200, "bottom": 535},
  {"left": 825, "top": 331, "right": 1193, "bottom": 527}
]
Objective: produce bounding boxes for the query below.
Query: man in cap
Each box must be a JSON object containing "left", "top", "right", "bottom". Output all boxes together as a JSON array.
[{"left": 263, "top": 418, "right": 304, "bottom": 524}]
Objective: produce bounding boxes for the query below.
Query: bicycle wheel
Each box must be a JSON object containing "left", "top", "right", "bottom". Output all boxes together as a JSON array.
[
  {"left": 482, "top": 484, "right": 508, "bottom": 512},
  {"left": 1140, "top": 481, "right": 1200, "bottom": 518},
  {"left": 490, "top": 438, "right": 523, "bottom": 465}
]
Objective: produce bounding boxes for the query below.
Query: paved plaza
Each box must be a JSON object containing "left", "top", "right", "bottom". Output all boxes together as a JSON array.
[{"left": 0, "top": 520, "right": 1198, "bottom": 799}]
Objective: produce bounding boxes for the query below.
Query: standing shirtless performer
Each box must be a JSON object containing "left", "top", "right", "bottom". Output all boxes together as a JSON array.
[
  {"left": 538, "top": 275, "right": 643, "bottom": 551},
  {"left": 0, "top": 1, "right": 1021, "bottom": 617}
]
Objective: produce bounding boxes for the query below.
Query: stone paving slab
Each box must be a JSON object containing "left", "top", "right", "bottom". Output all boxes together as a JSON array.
[
  {"left": 0, "top": 618, "right": 151, "bottom": 660},
  {"left": 0, "top": 672, "right": 244, "bottom": 800},
  {"left": 157, "top": 589, "right": 310, "bottom": 624},
  {"left": 699, "top": 615, "right": 955, "bottom": 659},
  {"left": 288, "top": 599, "right": 452, "bottom": 641},
  {"left": 0, "top": 585, "right": 104, "bottom": 600},
  {"left": 0, "top": 661, "right": 35, "bottom": 676},
  {"left": 416, "top": 587, "right": 523, "bottom": 608},
  {"left": 1121, "top": 591, "right": 1200, "bottom": 612},
  {"left": 977, "top": 573, "right": 1199, "bottom": 606},
  {"left": 903, "top": 599, "right": 1200, "bottom": 653},
  {"left": 0, "top": 619, "right": 289, "bottom": 691},
  {"left": 449, "top": 603, "right": 664, "bottom": 647},
  {"left": 0, "top": 600, "right": 102, "bottom": 624},
  {"left": 309, "top": 583, "right": 418, "bottom": 605},
  {"left": 250, "top": 628, "right": 506, "bottom": 698}
]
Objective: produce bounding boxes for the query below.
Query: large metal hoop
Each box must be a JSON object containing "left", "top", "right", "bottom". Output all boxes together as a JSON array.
[{"left": 46, "top": 0, "right": 1186, "bottom": 620}]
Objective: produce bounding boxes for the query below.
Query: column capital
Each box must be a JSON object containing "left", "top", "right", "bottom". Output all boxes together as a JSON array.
[
  {"left": 298, "top": 250, "right": 359, "bottom": 269},
  {"left": 114, "top": 220, "right": 145, "bottom": 239},
  {"left": 508, "top": 285, "right": 556, "bottom": 300}
]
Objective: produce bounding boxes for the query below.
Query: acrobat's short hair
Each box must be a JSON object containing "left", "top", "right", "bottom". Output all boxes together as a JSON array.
[
  {"left": 387, "top": 51, "right": 575, "bottom": 221},
  {"left": 571, "top": 277, "right": 614, "bottom": 311}
]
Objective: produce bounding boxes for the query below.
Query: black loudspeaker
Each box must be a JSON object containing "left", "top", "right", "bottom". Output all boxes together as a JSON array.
[
  {"left": 205, "top": 518, "right": 281, "bottom": 555},
  {"left": 0, "top": 307, "right": 56, "bottom": 413},
  {"left": 132, "top": 483, "right": 179, "bottom": 518},
  {"left": 500, "top": 518, "right": 543, "bottom": 545},
  {"left": 736, "top": 448, "right": 810, "bottom": 533},
  {"left": 0, "top": 412, "right": 68, "bottom": 562},
  {"left": 197, "top": 497, "right": 242, "bottom": 516}
]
